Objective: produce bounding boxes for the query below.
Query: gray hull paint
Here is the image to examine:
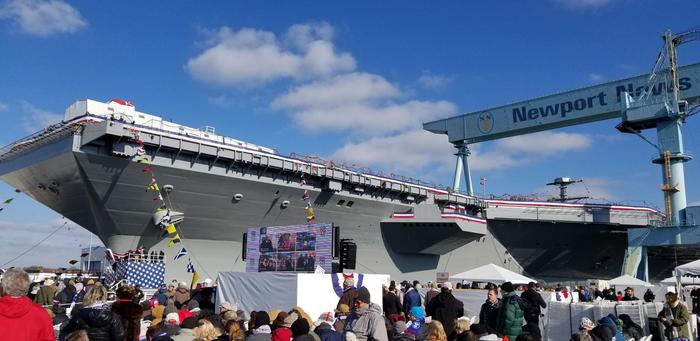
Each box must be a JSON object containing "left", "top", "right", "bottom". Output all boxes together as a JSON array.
[{"left": 0, "top": 133, "right": 680, "bottom": 283}]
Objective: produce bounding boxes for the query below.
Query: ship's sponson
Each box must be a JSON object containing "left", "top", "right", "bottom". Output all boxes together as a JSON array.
[{"left": 64, "top": 99, "right": 277, "bottom": 155}]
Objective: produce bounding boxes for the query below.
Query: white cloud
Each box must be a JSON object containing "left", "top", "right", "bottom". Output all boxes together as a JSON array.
[
  {"left": 552, "top": 0, "right": 613, "bottom": 9},
  {"left": 273, "top": 72, "right": 456, "bottom": 135},
  {"left": 186, "top": 23, "right": 356, "bottom": 86},
  {"left": 0, "top": 0, "right": 86, "bottom": 37},
  {"left": 418, "top": 71, "right": 453, "bottom": 89},
  {"left": 589, "top": 73, "right": 605, "bottom": 83},
  {"left": 0, "top": 101, "right": 8, "bottom": 112},
  {"left": 20, "top": 101, "right": 63, "bottom": 132},
  {"left": 495, "top": 131, "right": 592, "bottom": 156}
]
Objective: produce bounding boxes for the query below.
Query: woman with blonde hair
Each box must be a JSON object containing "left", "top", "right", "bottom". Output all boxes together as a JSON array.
[
  {"left": 427, "top": 320, "right": 447, "bottom": 341},
  {"left": 195, "top": 319, "right": 223, "bottom": 341},
  {"left": 227, "top": 319, "right": 246, "bottom": 341},
  {"left": 454, "top": 317, "right": 471, "bottom": 335},
  {"left": 60, "top": 282, "right": 125, "bottom": 340}
]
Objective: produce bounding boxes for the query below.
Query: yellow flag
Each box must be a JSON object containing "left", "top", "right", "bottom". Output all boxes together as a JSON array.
[
  {"left": 136, "top": 157, "right": 150, "bottom": 164},
  {"left": 166, "top": 224, "right": 177, "bottom": 236},
  {"left": 190, "top": 271, "right": 200, "bottom": 289},
  {"left": 167, "top": 234, "right": 181, "bottom": 247},
  {"left": 147, "top": 183, "right": 160, "bottom": 192}
]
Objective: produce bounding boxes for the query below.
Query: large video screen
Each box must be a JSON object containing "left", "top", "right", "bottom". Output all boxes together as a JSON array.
[{"left": 245, "top": 223, "right": 333, "bottom": 273}]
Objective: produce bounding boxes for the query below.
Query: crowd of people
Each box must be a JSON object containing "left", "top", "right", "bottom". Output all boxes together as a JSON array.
[{"left": 0, "top": 269, "right": 693, "bottom": 341}]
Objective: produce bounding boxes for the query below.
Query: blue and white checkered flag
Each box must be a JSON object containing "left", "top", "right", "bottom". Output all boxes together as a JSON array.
[
  {"left": 186, "top": 258, "right": 195, "bottom": 273},
  {"left": 174, "top": 247, "right": 187, "bottom": 260}
]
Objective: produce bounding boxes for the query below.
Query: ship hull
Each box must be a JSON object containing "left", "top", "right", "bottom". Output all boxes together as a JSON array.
[{"left": 0, "top": 129, "right": 685, "bottom": 283}]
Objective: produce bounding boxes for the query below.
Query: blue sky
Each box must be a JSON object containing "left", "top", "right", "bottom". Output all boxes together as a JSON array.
[{"left": 0, "top": 0, "right": 699, "bottom": 267}]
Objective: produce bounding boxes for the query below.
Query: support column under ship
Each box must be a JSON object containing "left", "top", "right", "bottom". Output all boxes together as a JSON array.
[{"left": 0, "top": 99, "right": 675, "bottom": 283}]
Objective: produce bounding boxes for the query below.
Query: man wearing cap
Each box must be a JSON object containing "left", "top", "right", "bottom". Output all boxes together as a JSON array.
[
  {"left": 520, "top": 282, "right": 546, "bottom": 325},
  {"left": 495, "top": 281, "right": 527, "bottom": 341},
  {"left": 425, "top": 281, "right": 464, "bottom": 341},
  {"left": 343, "top": 286, "right": 388, "bottom": 341}
]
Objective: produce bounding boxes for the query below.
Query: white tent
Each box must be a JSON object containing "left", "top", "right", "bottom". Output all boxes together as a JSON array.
[
  {"left": 451, "top": 263, "right": 535, "bottom": 284},
  {"left": 675, "top": 259, "right": 700, "bottom": 277},
  {"left": 608, "top": 274, "right": 652, "bottom": 287},
  {"left": 661, "top": 276, "right": 700, "bottom": 285}
]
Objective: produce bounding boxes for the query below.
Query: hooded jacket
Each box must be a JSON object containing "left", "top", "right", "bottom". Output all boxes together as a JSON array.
[
  {"left": 344, "top": 302, "right": 388, "bottom": 341},
  {"left": 659, "top": 300, "right": 690, "bottom": 339},
  {"left": 402, "top": 288, "right": 421, "bottom": 315},
  {"left": 426, "top": 290, "right": 464, "bottom": 339},
  {"left": 60, "top": 303, "right": 125, "bottom": 341},
  {"left": 590, "top": 316, "right": 622, "bottom": 341},
  {"left": 315, "top": 323, "right": 342, "bottom": 341},
  {"left": 0, "top": 295, "right": 55, "bottom": 341},
  {"left": 478, "top": 299, "right": 500, "bottom": 334},
  {"left": 33, "top": 284, "right": 57, "bottom": 307},
  {"left": 495, "top": 292, "right": 526, "bottom": 340}
]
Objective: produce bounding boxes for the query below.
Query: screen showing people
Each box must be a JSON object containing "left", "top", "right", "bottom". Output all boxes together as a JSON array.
[{"left": 246, "top": 223, "right": 332, "bottom": 273}]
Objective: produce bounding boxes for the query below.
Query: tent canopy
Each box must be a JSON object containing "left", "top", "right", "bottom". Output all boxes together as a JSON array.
[
  {"left": 675, "top": 259, "right": 700, "bottom": 277},
  {"left": 608, "top": 274, "right": 652, "bottom": 287},
  {"left": 661, "top": 276, "right": 700, "bottom": 285},
  {"left": 451, "top": 263, "right": 534, "bottom": 284}
]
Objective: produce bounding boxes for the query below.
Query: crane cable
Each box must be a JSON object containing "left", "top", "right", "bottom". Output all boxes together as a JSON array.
[{"left": 0, "top": 220, "right": 68, "bottom": 268}]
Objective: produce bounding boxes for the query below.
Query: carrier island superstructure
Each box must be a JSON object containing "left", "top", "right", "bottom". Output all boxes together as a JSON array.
[{"left": 0, "top": 98, "right": 678, "bottom": 283}]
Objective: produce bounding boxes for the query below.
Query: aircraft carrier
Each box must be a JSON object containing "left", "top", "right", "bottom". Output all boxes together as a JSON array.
[{"left": 0, "top": 99, "right": 684, "bottom": 283}]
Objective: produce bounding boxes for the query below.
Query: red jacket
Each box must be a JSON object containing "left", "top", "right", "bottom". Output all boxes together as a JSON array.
[{"left": 0, "top": 295, "right": 55, "bottom": 341}]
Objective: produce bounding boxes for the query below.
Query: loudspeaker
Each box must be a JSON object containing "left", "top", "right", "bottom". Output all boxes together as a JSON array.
[{"left": 340, "top": 240, "right": 357, "bottom": 270}]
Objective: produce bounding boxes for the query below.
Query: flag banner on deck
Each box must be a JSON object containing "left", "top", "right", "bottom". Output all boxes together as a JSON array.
[
  {"left": 190, "top": 271, "right": 200, "bottom": 289},
  {"left": 142, "top": 167, "right": 153, "bottom": 173},
  {"left": 136, "top": 157, "right": 150, "bottom": 164},
  {"left": 3, "top": 198, "right": 12, "bottom": 204},
  {"left": 136, "top": 148, "right": 146, "bottom": 156},
  {"left": 186, "top": 258, "right": 195, "bottom": 273},
  {"left": 166, "top": 224, "right": 176, "bottom": 236},
  {"left": 153, "top": 194, "right": 163, "bottom": 201},
  {"left": 175, "top": 248, "right": 187, "bottom": 260},
  {"left": 167, "top": 234, "right": 181, "bottom": 247},
  {"left": 147, "top": 183, "right": 160, "bottom": 192}
]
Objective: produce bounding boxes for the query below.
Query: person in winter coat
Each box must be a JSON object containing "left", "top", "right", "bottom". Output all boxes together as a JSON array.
[
  {"left": 659, "top": 291, "right": 690, "bottom": 340},
  {"left": 272, "top": 312, "right": 296, "bottom": 341},
  {"left": 337, "top": 277, "right": 358, "bottom": 311},
  {"left": 478, "top": 288, "right": 500, "bottom": 335},
  {"left": 0, "top": 268, "right": 55, "bottom": 341},
  {"left": 495, "top": 282, "right": 527, "bottom": 340},
  {"left": 343, "top": 287, "right": 388, "bottom": 341},
  {"left": 34, "top": 278, "right": 58, "bottom": 307},
  {"left": 112, "top": 285, "right": 144, "bottom": 341},
  {"left": 314, "top": 322, "right": 341, "bottom": 341},
  {"left": 246, "top": 311, "right": 273, "bottom": 341},
  {"left": 174, "top": 282, "right": 191, "bottom": 306},
  {"left": 390, "top": 321, "right": 414, "bottom": 341},
  {"left": 618, "top": 314, "right": 643, "bottom": 341},
  {"left": 590, "top": 315, "right": 622, "bottom": 341},
  {"left": 570, "top": 317, "right": 594, "bottom": 341},
  {"left": 519, "top": 282, "right": 546, "bottom": 325},
  {"left": 60, "top": 282, "right": 125, "bottom": 341},
  {"left": 383, "top": 285, "right": 403, "bottom": 323},
  {"left": 406, "top": 306, "right": 428, "bottom": 341},
  {"left": 292, "top": 318, "right": 316, "bottom": 341},
  {"left": 402, "top": 283, "right": 422, "bottom": 317},
  {"left": 425, "top": 283, "right": 440, "bottom": 307},
  {"left": 426, "top": 282, "right": 464, "bottom": 341}
]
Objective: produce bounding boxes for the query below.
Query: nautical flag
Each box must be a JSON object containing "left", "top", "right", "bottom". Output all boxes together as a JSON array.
[
  {"left": 155, "top": 205, "right": 168, "bottom": 212},
  {"left": 175, "top": 247, "right": 187, "bottom": 260},
  {"left": 190, "top": 271, "right": 200, "bottom": 289},
  {"left": 147, "top": 183, "right": 160, "bottom": 192},
  {"left": 136, "top": 148, "right": 146, "bottom": 156},
  {"left": 135, "top": 139, "right": 144, "bottom": 146},
  {"left": 186, "top": 258, "right": 195, "bottom": 273},
  {"left": 159, "top": 214, "right": 171, "bottom": 226},
  {"left": 142, "top": 167, "right": 153, "bottom": 173},
  {"left": 136, "top": 157, "right": 150, "bottom": 164},
  {"left": 305, "top": 205, "right": 316, "bottom": 222},
  {"left": 153, "top": 194, "right": 163, "bottom": 201},
  {"left": 167, "top": 234, "right": 181, "bottom": 247},
  {"left": 3, "top": 198, "right": 12, "bottom": 204},
  {"left": 302, "top": 190, "right": 309, "bottom": 201},
  {"left": 166, "top": 224, "right": 177, "bottom": 236}
]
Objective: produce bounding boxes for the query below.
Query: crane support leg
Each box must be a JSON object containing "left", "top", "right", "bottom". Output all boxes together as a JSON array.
[
  {"left": 654, "top": 119, "right": 692, "bottom": 226},
  {"left": 452, "top": 141, "right": 474, "bottom": 196}
]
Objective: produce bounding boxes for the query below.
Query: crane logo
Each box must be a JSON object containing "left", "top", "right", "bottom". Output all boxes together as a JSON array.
[{"left": 478, "top": 111, "right": 494, "bottom": 134}]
